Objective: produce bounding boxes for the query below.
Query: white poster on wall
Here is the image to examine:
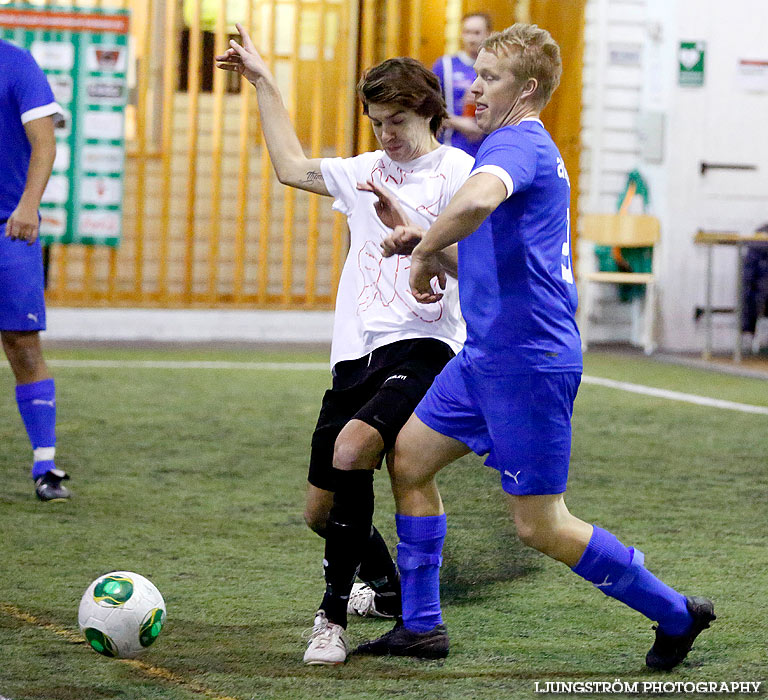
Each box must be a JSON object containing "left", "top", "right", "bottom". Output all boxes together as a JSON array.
[
  {"left": 737, "top": 59, "right": 768, "bottom": 92},
  {"left": 30, "top": 40, "right": 74, "bottom": 70},
  {"left": 81, "top": 177, "right": 122, "bottom": 206}
]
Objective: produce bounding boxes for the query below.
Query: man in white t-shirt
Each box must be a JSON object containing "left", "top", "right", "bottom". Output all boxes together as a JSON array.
[{"left": 216, "top": 25, "right": 472, "bottom": 665}]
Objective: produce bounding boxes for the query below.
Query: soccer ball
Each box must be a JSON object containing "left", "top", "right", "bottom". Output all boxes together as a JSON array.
[{"left": 78, "top": 571, "right": 166, "bottom": 658}]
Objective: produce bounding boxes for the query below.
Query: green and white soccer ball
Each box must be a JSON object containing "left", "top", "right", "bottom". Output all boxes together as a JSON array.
[{"left": 78, "top": 571, "right": 166, "bottom": 658}]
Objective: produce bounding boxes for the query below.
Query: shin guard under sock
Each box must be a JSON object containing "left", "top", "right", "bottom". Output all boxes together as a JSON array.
[
  {"left": 320, "top": 469, "right": 374, "bottom": 627},
  {"left": 396, "top": 513, "right": 446, "bottom": 633},
  {"left": 572, "top": 526, "right": 692, "bottom": 635},
  {"left": 358, "top": 525, "right": 401, "bottom": 617},
  {"left": 15, "top": 379, "right": 57, "bottom": 480}
]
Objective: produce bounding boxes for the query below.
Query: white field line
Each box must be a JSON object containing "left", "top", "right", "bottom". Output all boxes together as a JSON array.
[
  {"left": 582, "top": 375, "right": 768, "bottom": 416},
  {"left": 45, "top": 359, "right": 328, "bottom": 371},
  {"left": 20, "top": 358, "right": 768, "bottom": 416}
]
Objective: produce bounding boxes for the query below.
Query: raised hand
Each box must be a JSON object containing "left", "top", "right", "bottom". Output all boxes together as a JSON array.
[
  {"left": 357, "top": 179, "right": 411, "bottom": 231},
  {"left": 215, "top": 23, "right": 272, "bottom": 85}
]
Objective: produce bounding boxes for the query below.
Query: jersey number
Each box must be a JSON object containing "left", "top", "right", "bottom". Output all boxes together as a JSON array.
[{"left": 561, "top": 209, "right": 574, "bottom": 284}]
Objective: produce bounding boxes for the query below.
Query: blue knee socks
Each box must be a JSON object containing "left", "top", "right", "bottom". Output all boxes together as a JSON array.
[
  {"left": 15, "top": 379, "right": 57, "bottom": 480},
  {"left": 572, "top": 526, "right": 692, "bottom": 635},
  {"left": 396, "top": 513, "right": 447, "bottom": 633}
]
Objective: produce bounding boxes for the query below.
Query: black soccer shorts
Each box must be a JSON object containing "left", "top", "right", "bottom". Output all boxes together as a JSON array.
[{"left": 307, "top": 338, "right": 455, "bottom": 492}]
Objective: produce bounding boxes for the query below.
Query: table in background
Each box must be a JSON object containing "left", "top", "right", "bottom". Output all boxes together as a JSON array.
[{"left": 695, "top": 230, "right": 768, "bottom": 362}]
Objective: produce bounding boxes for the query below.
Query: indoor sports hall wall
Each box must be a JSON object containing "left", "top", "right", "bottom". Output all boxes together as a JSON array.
[
  {"left": 34, "top": 0, "right": 360, "bottom": 309},
  {"left": 6, "top": 0, "right": 584, "bottom": 311},
  {"left": 578, "top": 0, "right": 768, "bottom": 353}
]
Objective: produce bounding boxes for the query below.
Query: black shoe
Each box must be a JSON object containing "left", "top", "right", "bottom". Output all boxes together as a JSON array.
[
  {"left": 355, "top": 620, "right": 449, "bottom": 659},
  {"left": 35, "top": 469, "right": 71, "bottom": 502},
  {"left": 646, "top": 596, "right": 716, "bottom": 671}
]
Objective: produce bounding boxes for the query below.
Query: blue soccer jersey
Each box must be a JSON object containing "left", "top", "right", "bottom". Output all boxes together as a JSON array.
[
  {"left": 459, "top": 119, "right": 581, "bottom": 373},
  {"left": 432, "top": 55, "right": 485, "bottom": 159},
  {"left": 0, "top": 39, "right": 60, "bottom": 225},
  {"left": 0, "top": 39, "right": 60, "bottom": 331}
]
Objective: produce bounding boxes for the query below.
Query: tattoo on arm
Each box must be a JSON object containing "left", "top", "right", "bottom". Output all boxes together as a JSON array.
[{"left": 301, "top": 170, "right": 323, "bottom": 185}]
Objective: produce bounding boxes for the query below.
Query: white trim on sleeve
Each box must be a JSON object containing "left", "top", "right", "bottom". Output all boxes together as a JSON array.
[
  {"left": 20, "top": 102, "right": 63, "bottom": 125},
  {"left": 470, "top": 164, "right": 515, "bottom": 200}
]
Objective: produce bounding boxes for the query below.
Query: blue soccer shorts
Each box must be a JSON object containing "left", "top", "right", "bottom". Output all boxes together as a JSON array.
[
  {"left": 414, "top": 351, "right": 581, "bottom": 496},
  {"left": 0, "top": 230, "right": 47, "bottom": 332}
]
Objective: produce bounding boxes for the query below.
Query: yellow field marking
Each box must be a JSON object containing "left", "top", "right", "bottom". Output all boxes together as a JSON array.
[
  {"left": 0, "top": 603, "right": 83, "bottom": 644},
  {"left": 0, "top": 603, "right": 243, "bottom": 700}
]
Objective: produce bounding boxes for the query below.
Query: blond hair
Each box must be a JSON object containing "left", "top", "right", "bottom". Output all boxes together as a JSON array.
[{"left": 482, "top": 23, "right": 562, "bottom": 110}]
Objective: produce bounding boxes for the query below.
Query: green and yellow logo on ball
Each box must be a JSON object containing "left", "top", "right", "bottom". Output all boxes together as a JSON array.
[
  {"left": 139, "top": 608, "right": 165, "bottom": 647},
  {"left": 84, "top": 628, "right": 118, "bottom": 657},
  {"left": 93, "top": 575, "right": 134, "bottom": 606}
]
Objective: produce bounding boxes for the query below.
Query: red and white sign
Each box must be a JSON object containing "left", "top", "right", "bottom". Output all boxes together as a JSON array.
[
  {"left": 39, "top": 209, "right": 68, "bottom": 237},
  {"left": 78, "top": 211, "right": 121, "bottom": 238},
  {"left": 30, "top": 40, "right": 74, "bottom": 70},
  {"left": 0, "top": 9, "right": 129, "bottom": 34},
  {"left": 53, "top": 143, "right": 71, "bottom": 172},
  {"left": 41, "top": 175, "right": 69, "bottom": 205},
  {"left": 81, "top": 145, "right": 123, "bottom": 173},
  {"left": 81, "top": 177, "right": 122, "bottom": 206},
  {"left": 737, "top": 59, "right": 768, "bottom": 92},
  {"left": 86, "top": 44, "right": 126, "bottom": 72},
  {"left": 83, "top": 110, "right": 123, "bottom": 140}
]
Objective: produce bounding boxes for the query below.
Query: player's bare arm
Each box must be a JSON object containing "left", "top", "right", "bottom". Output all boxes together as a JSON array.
[
  {"left": 215, "top": 23, "right": 329, "bottom": 196},
  {"left": 380, "top": 225, "right": 423, "bottom": 257},
  {"left": 444, "top": 115, "right": 485, "bottom": 143},
  {"left": 360, "top": 178, "right": 460, "bottom": 278},
  {"left": 380, "top": 226, "right": 459, "bottom": 280},
  {"left": 409, "top": 171, "right": 507, "bottom": 303},
  {"left": 6, "top": 115, "right": 56, "bottom": 244}
]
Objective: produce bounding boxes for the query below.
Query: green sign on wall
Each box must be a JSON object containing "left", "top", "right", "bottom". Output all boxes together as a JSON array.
[
  {"left": 679, "top": 41, "right": 705, "bottom": 87},
  {"left": 0, "top": 4, "right": 130, "bottom": 246}
]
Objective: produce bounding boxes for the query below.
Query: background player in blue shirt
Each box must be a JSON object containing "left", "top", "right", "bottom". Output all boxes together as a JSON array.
[
  {"left": 0, "top": 39, "right": 70, "bottom": 501},
  {"left": 358, "top": 23, "right": 715, "bottom": 671},
  {"left": 432, "top": 13, "right": 491, "bottom": 158}
]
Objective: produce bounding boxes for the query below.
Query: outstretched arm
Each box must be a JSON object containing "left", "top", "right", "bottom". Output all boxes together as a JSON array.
[
  {"left": 409, "top": 171, "right": 507, "bottom": 303},
  {"left": 215, "top": 23, "right": 329, "bottom": 195},
  {"left": 381, "top": 224, "right": 459, "bottom": 280}
]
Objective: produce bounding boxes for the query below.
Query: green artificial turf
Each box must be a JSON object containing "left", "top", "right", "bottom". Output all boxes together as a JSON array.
[{"left": 0, "top": 348, "right": 765, "bottom": 700}]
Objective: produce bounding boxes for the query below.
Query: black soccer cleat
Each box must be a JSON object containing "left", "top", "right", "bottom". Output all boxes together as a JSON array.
[
  {"left": 35, "top": 468, "right": 71, "bottom": 502},
  {"left": 355, "top": 620, "right": 449, "bottom": 659},
  {"left": 645, "top": 596, "right": 716, "bottom": 671}
]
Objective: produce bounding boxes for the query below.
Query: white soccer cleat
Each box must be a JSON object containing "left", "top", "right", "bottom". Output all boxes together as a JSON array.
[
  {"left": 347, "top": 583, "right": 395, "bottom": 619},
  {"left": 303, "top": 610, "right": 349, "bottom": 665}
]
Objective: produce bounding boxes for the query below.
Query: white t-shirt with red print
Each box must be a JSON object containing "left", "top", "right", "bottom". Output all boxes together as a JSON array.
[{"left": 321, "top": 144, "right": 473, "bottom": 369}]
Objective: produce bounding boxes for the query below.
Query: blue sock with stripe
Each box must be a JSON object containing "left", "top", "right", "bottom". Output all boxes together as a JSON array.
[
  {"left": 15, "top": 379, "right": 57, "bottom": 480},
  {"left": 395, "top": 513, "right": 447, "bottom": 633},
  {"left": 572, "top": 525, "right": 692, "bottom": 635}
]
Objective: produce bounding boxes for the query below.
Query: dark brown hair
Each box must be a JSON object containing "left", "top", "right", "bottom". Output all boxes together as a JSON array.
[{"left": 357, "top": 57, "right": 448, "bottom": 135}]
